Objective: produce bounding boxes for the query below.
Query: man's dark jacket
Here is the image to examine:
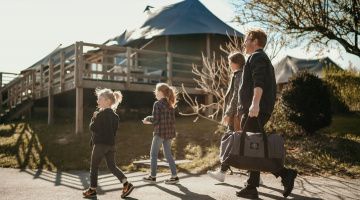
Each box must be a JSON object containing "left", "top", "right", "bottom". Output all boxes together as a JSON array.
[{"left": 238, "top": 49, "right": 276, "bottom": 115}]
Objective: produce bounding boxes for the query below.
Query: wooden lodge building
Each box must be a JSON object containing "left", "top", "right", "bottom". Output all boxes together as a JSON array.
[{"left": 0, "top": 0, "right": 243, "bottom": 133}]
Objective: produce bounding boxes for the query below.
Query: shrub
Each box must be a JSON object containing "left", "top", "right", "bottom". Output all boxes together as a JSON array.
[
  {"left": 265, "top": 99, "right": 305, "bottom": 136},
  {"left": 281, "top": 71, "right": 332, "bottom": 135}
]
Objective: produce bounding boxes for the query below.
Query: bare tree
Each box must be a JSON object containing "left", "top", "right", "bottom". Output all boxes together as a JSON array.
[
  {"left": 179, "top": 35, "right": 242, "bottom": 124},
  {"left": 234, "top": 0, "right": 360, "bottom": 58},
  {"left": 180, "top": 30, "right": 288, "bottom": 125}
]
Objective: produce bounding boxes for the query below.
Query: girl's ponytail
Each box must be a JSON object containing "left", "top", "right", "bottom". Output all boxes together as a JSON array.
[
  {"left": 167, "top": 86, "right": 177, "bottom": 108},
  {"left": 112, "top": 91, "right": 123, "bottom": 110},
  {"left": 94, "top": 88, "right": 123, "bottom": 111},
  {"left": 155, "top": 83, "right": 177, "bottom": 108}
]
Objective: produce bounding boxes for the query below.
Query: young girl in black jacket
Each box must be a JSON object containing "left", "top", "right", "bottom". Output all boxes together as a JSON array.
[{"left": 83, "top": 88, "right": 134, "bottom": 199}]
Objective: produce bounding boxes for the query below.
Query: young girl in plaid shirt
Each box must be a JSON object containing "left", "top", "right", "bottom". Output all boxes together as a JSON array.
[{"left": 142, "top": 83, "right": 179, "bottom": 184}]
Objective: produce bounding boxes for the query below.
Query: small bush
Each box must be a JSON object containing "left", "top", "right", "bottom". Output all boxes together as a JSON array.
[
  {"left": 281, "top": 72, "right": 332, "bottom": 135},
  {"left": 265, "top": 99, "right": 305, "bottom": 136}
]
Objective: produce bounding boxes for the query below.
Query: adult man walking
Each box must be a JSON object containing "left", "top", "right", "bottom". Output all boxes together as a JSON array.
[{"left": 236, "top": 28, "right": 297, "bottom": 199}]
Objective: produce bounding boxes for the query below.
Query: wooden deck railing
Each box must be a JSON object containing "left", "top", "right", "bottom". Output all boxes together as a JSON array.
[
  {"left": 0, "top": 41, "right": 205, "bottom": 132},
  {"left": 80, "top": 42, "right": 202, "bottom": 87}
]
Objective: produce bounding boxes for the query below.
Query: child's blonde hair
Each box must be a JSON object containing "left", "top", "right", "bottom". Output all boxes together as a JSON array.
[
  {"left": 155, "top": 83, "right": 177, "bottom": 108},
  {"left": 95, "top": 88, "right": 123, "bottom": 110}
]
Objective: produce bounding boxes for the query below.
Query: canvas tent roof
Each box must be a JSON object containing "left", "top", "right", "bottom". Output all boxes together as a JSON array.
[
  {"left": 274, "top": 55, "right": 342, "bottom": 84},
  {"left": 106, "top": 0, "right": 243, "bottom": 46}
]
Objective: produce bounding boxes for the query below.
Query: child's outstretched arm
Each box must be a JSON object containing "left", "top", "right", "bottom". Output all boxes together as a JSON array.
[{"left": 144, "top": 102, "right": 160, "bottom": 125}]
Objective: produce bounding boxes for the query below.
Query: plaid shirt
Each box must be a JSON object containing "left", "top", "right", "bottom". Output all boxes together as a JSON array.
[
  {"left": 145, "top": 98, "right": 176, "bottom": 139},
  {"left": 224, "top": 70, "right": 242, "bottom": 117}
]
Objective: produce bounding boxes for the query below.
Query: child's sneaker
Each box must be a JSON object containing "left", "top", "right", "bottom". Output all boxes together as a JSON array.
[
  {"left": 142, "top": 176, "right": 156, "bottom": 183},
  {"left": 164, "top": 176, "right": 179, "bottom": 184},
  {"left": 121, "top": 182, "right": 134, "bottom": 199},
  {"left": 82, "top": 188, "right": 97, "bottom": 198},
  {"left": 207, "top": 170, "right": 225, "bottom": 182}
]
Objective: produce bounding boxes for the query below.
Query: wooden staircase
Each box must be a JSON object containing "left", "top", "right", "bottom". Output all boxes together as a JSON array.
[
  {"left": 0, "top": 99, "right": 33, "bottom": 122},
  {"left": 0, "top": 71, "right": 35, "bottom": 123}
]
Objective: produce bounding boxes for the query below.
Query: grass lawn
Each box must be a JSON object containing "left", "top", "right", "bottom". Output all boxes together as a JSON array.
[
  {"left": 285, "top": 112, "right": 360, "bottom": 178},
  {"left": 0, "top": 116, "right": 219, "bottom": 173},
  {"left": 0, "top": 112, "right": 359, "bottom": 178}
]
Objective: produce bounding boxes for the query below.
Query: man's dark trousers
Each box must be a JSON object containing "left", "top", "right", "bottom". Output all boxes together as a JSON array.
[{"left": 240, "top": 113, "right": 288, "bottom": 188}]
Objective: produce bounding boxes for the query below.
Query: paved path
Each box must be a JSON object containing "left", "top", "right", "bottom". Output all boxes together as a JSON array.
[{"left": 0, "top": 168, "right": 359, "bottom": 199}]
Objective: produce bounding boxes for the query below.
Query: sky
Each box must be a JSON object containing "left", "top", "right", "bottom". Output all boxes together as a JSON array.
[{"left": 0, "top": 0, "right": 359, "bottom": 75}]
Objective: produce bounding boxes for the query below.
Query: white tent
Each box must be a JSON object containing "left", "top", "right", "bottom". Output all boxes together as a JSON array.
[{"left": 274, "top": 56, "right": 342, "bottom": 84}]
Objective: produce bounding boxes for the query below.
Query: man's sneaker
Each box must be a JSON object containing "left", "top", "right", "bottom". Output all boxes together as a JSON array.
[
  {"left": 164, "top": 176, "right": 179, "bottom": 184},
  {"left": 82, "top": 188, "right": 97, "bottom": 198},
  {"left": 282, "top": 169, "right": 298, "bottom": 198},
  {"left": 207, "top": 170, "right": 225, "bottom": 182},
  {"left": 121, "top": 182, "right": 134, "bottom": 199},
  {"left": 236, "top": 186, "right": 259, "bottom": 199},
  {"left": 142, "top": 176, "right": 156, "bottom": 183}
]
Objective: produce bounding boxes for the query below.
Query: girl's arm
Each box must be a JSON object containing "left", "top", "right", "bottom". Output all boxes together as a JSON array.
[
  {"left": 90, "top": 111, "right": 103, "bottom": 132},
  {"left": 144, "top": 102, "right": 160, "bottom": 125}
]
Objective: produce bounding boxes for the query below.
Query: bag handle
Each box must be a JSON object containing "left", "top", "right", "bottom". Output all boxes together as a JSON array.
[{"left": 239, "top": 116, "right": 269, "bottom": 158}]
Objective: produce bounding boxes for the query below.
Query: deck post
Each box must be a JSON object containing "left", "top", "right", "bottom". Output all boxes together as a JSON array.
[
  {"left": 40, "top": 65, "right": 44, "bottom": 98},
  {"left": 24, "top": 74, "right": 28, "bottom": 99},
  {"left": 30, "top": 71, "right": 35, "bottom": 120},
  {"left": 32, "top": 71, "right": 35, "bottom": 99},
  {"left": 75, "top": 42, "right": 84, "bottom": 134},
  {"left": 166, "top": 52, "right": 173, "bottom": 85},
  {"left": 126, "top": 47, "right": 131, "bottom": 87},
  {"left": 165, "top": 36, "right": 169, "bottom": 52},
  {"left": 20, "top": 76, "right": 24, "bottom": 103},
  {"left": 60, "top": 50, "right": 65, "bottom": 92},
  {"left": 75, "top": 87, "right": 83, "bottom": 134},
  {"left": 48, "top": 58, "right": 54, "bottom": 125},
  {"left": 205, "top": 34, "right": 214, "bottom": 115},
  {"left": 8, "top": 88, "right": 12, "bottom": 109}
]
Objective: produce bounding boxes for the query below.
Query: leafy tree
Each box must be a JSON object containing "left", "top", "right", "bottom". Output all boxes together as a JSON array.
[{"left": 234, "top": 0, "right": 360, "bottom": 57}]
